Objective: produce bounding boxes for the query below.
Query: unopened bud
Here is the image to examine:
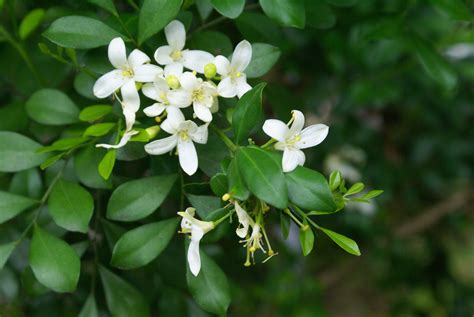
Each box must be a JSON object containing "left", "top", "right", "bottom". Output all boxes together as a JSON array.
[
  {"left": 155, "top": 116, "right": 162, "bottom": 123},
  {"left": 222, "top": 193, "right": 231, "bottom": 201},
  {"left": 146, "top": 125, "right": 160, "bottom": 139},
  {"left": 135, "top": 82, "right": 143, "bottom": 91},
  {"left": 204, "top": 63, "right": 217, "bottom": 79},
  {"left": 166, "top": 75, "right": 180, "bottom": 89}
]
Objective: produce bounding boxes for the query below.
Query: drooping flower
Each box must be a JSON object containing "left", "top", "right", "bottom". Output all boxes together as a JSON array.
[
  {"left": 263, "top": 110, "right": 329, "bottom": 173},
  {"left": 144, "top": 107, "right": 208, "bottom": 175},
  {"left": 214, "top": 40, "right": 252, "bottom": 98},
  {"left": 234, "top": 201, "right": 254, "bottom": 238},
  {"left": 242, "top": 223, "right": 265, "bottom": 254},
  {"left": 96, "top": 130, "right": 139, "bottom": 149},
  {"left": 167, "top": 72, "right": 218, "bottom": 122},
  {"left": 178, "top": 207, "right": 215, "bottom": 276},
  {"left": 154, "top": 20, "right": 214, "bottom": 74}
]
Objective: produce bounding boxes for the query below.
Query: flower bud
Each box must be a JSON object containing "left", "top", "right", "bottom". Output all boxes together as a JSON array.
[
  {"left": 222, "top": 193, "right": 231, "bottom": 201},
  {"left": 166, "top": 75, "right": 180, "bottom": 89},
  {"left": 204, "top": 63, "right": 217, "bottom": 79},
  {"left": 135, "top": 82, "right": 143, "bottom": 91},
  {"left": 146, "top": 125, "right": 160, "bottom": 139}
]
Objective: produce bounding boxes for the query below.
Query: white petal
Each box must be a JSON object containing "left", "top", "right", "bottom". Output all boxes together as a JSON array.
[
  {"left": 108, "top": 37, "right": 127, "bottom": 69},
  {"left": 296, "top": 149, "right": 306, "bottom": 166},
  {"left": 163, "top": 106, "right": 186, "bottom": 133},
  {"left": 214, "top": 55, "right": 230, "bottom": 76},
  {"left": 93, "top": 70, "right": 126, "bottom": 98},
  {"left": 236, "top": 76, "right": 251, "bottom": 98},
  {"left": 142, "top": 83, "right": 159, "bottom": 100},
  {"left": 178, "top": 120, "right": 198, "bottom": 135},
  {"left": 133, "top": 64, "right": 163, "bottom": 82},
  {"left": 193, "top": 102, "right": 212, "bottom": 122},
  {"left": 235, "top": 201, "right": 252, "bottom": 238},
  {"left": 289, "top": 110, "right": 305, "bottom": 136},
  {"left": 144, "top": 135, "right": 178, "bottom": 155},
  {"left": 165, "top": 20, "right": 186, "bottom": 51},
  {"left": 127, "top": 49, "right": 150, "bottom": 68},
  {"left": 164, "top": 62, "right": 184, "bottom": 77},
  {"left": 123, "top": 107, "right": 136, "bottom": 131},
  {"left": 120, "top": 80, "right": 140, "bottom": 112},
  {"left": 182, "top": 50, "right": 215, "bottom": 73},
  {"left": 262, "top": 119, "right": 289, "bottom": 142},
  {"left": 96, "top": 130, "right": 138, "bottom": 149},
  {"left": 210, "top": 96, "right": 219, "bottom": 113},
  {"left": 167, "top": 89, "right": 193, "bottom": 107},
  {"left": 188, "top": 226, "right": 204, "bottom": 276},
  {"left": 231, "top": 40, "right": 252, "bottom": 72},
  {"left": 143, "top": 103, "right": 166, "bottom": 117},
  {"left": 190, "top": 123, "right": 209, "bottom": 144},
  {"left": 154, "top": 45, "right": 174, "bottom": 65},
  {"left": 217, "top": 76, "right": 237, "bottom": 98},
  {"left": 179, "top": 72, "right": 199, "bottom": 91},
  {"left": 282, "top": 148, "right": 303, "bottom": 173},
  {"left": 177, "top": 139, "right": 198, "bottom": 175},
  {"left": 297, "top": 124, "right": 329, "bottom": 149}
]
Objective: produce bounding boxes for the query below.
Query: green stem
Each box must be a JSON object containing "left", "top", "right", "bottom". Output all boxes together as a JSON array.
[
  {"left": 261, "top": 138, "right": 276, "bottom": 149},
  {"left": 291, "top": 204, "right": 321, "bottom": 230},
  {"left": 0, "top": 26, "right": 43, "bottom": 84},
  {"left": 284, "top": 208, "right": 305, "bottom": 228},
  {"left": 210, "top": 124, "right": 237, "bottom": 152},
  {"left": 214, "top": 210, "right": 234, "bottom": 226}
]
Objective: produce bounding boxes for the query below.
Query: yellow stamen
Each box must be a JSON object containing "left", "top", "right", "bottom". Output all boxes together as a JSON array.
[{"left": 170, "top": 50, "right": 182, "bottom": 61}]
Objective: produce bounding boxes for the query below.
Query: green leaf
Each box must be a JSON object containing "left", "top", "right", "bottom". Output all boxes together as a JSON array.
[
  {"left": 235, "top": 12, "right": 283, "bottom": 44},
  {"left": 83, "top": 123, "right": 116, "bottom": 137},
  {"left": 236, "top": 146, "right": 288, "bottom": 209},
  {"left": 111, "top": 218, "right": 179, "bottom": 269},
  {"left": 101, "top": 219, "right": 127, "bottom": 250},
  {"left": 305, "top": 1, "right": 336, "bottom": 29},
  {"left": 19, "top": 8, "right": 45, "bottom": 40},
  {"left": 29, "top": 226, "right": 81, "bottom": 292},
  {"left": 246, "top": 44, "right": 281, "bottom": 78},
  {"left": 345, "top": 182, "right": 364, "bottom": 196},
  {"left": 286, "top": 166, "right": 336, "bottom": 212},
  {"left": 329, "top": 170, "right": 342, "bottom": 191},
  {"left": 88, "top": 0, "right": 118, "bottom": 17},
  {"left": 186, "top": 194, "right": 221, "bottom": 220},
  {"left": 359, "top": 189, "right": 384, "bottom": 200},
  {"left": 43, "top": 16, "right": 125, "bottom": 49},
  {"left": 79, "top": 105, "right": 113, "bottom": 122},
  {"left": 210, "top": 173, "right": 228, "bottom": 197},
  {"left": 227, "top": 157, "right": 250, "bottom": 200},
  {"left": 320, "top": 227, "right": 361, "bottom": 256},
  {"left": 98, "top": 150, "right": 116, "bottom": 180},
  {"left": 299, "top": 227, "right": 314, "bottom": 256},
  {"left": 0, "top": 242, "right": 17, "bottom": 270},
  {"left": 48, "top": 179, "right": 94, "bottom": 233},
  {"left": 325, "top": 0, "right": 357, "bottom": 7},
  {"left": 0, "top": 132, "right": 49, "bottom": 172},
  {"left": 406, "top": 35, "right": 457, "bottom": 90},
  {"left": 38, "top": 137, "right": 88, "bottom": 153},
  {"left": 186, "top": 249, "right": 231, "bottom": 315},
  {"left": 40, "top": 153, "right": 65, "bottom": 170},
  {"left": 232, "top": 83, "right": 266, "bottom": 144},
  {"left": 196, "top": 0, "right": 213, "bottom": 21},
  {"left": 138, "top": 0, "right": 183, "bottom": 44},
  {"left": 429, "top": 0, "right": 471, "bottom": 21},
  {"left": 107, "top": 174, "right": 177, "bottom": 221},
  {"left": 26, "top": 89, "right": 80, "bottom": 125},
  {"left": 211, "top": 0, "right": 244, "bottom": 19},
  {"left": 99, "top": 266, "right": 150, "bottom": 317},
  {"left": 280, "top": 212, "right": 290, "bottom": 239},
  {"left": 259, "top": 0, "right": 305, "bottom": 28},
  {"left": 74, "top": 146, "right": 112, "bottom": 189},
  {"left": 0, "top": 191, "right": 37, "bottom": 224},
  {"left": 189, "top": 31, "right": 233, "bottom": 56},
  {"left": 79, "top": 294, "right": 99, "bottom": 317},
  {"left": 9, "top": 168, "right": 43, "bottom": 199}
]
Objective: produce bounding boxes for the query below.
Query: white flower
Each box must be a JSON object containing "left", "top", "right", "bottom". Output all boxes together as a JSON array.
[
  {"left": 144, "top": 107, "right": 208, "bottom": 175},
  {"left": 263, "top": 110, "right": 329, "bottom": 173},
  {"left": 215, "top": 40, "right": 252, "bottom": 98},
  {"left": 178, "top": 207, "right": 215, "bottom": 276},
  {"left": 93, "top": 37, "right": 163, "bottom": 103},
  {"left": 242, "top": 223, "right": 265, "bottom": 253},
  {"left": 154, "top": 20, "right": 214, "bottom": 73},
  {"left": 234, "top": 201, "right": 254, "bottom": 238},
  {"left": 96, "top": 130, "right": 139, "bottom": 149},
  {"left": 142, "top": 77, "right": 188, "bottom": 118},
  {"left": 167, "top": 72, "right": 218, "bottom": 122}
]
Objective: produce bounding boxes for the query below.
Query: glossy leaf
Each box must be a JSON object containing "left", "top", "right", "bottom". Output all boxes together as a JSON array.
[
  {"left": 226, "top": 158, "right": 249, "bottom": 200},
  {"left": 259, "top": 0, "right": 305, "bottom": 28},
  {"left": 111, "top": 218, "right": 179, "bottom": 269},
  {"left": 98, "top": 150, "right": 116, "bottom": 180},
  {"left": 286, "top": 166, "right": 336, "bottom": 213},
  {"left": 246, "top": 44, "right": 281, "bottom": 78},
  {"left": 211, "top": 0, "right": 244, "bottom": 19},
  {"left": 210, "top": 173, "right": 228, "bottom": 197},
  {"left": 74, "top": 146, "right": 112, "bottom": 189},
  {"left": 138, "top": 0, "right": 183, "bottom": 44},
  {"left": 236, "top": 146, "right": 288, "bottom": 209},
  {"left": 43, "top": 16, "right": 125, "bottom": 49},
  {"left": 107, "top": 174, "right": 177, "bottom": 221},
  {"left": 0, "top": 242, "right": 17, "bottom": 270},
  {"left": 99, "top": 266, "right": 150, "bottom": 317},
  {"left": 19, "top": 8, "right": 45, "bottom": 40},
  {"left": 0, "top": 191, "right": 37, "bottom": 224},
  {"left": 78, "top": 294, "right": 99, "bottom": 317},
  {"left": 48, "top": 179, "right": 94, "bottom": 233},
  {"left": 299, "top": 227, "right": 314, "bottom": 256},
  {"left": 26, "top": 89, "right": 79, "bottom": 125},
  {"left": 88, "top": 0, "right": 118, "bottom": 16},
  {"left": 280, "top": 212, "right": 290, "bottom": 239},
  {"left": 29, "top": 226, "right": 81, "bottom": 292},
  {"left": 320, "top": 227, "right": 361, "bottom": 256},
  {"left": 79, "top": 105, "right": 113, "bottom": 121},
  {"left": 0, "top": 132, "right": 49, "bottom": 172},
  {"left": 232, "top": 83, "right": 266, "bottom": 144},
  {"left": 83, "top": 123, "right": 116, "bottom": 137}
]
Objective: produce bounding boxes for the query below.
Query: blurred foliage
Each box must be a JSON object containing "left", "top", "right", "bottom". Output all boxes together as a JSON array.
[{"left": 1, "top": 0, "right": 473, "bottom": 316}]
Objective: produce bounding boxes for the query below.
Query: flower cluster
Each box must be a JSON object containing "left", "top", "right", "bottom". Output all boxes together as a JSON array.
[{"left": 93, "top": 20, "right": 253, "bottom": 175}]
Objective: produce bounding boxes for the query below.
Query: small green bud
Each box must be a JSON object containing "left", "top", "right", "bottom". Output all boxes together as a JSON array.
[
  {"left": 135, "top": 82, "right": 143, "bottom": 91},
  {"left": 146, "top": 125, "right": 160, "bottom": 139},
  {"left": 204, "top": 63, "right": 217, "bottom": 79},
  {"left": 166, "top": 75, "right": 180, "bottom": 89}
]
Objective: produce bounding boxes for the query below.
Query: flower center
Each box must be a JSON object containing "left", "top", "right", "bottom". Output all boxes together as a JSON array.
[
  {"left": 170, "top": 50, "right": 182, "bottom": 61},
  {"left": 286, "top": 134, "right": 301, "bottom": 146},
  {"left": 229, "top": 67, "right": 242, "bottom": 79},
  {"left": 122, "top": 67, "right": 134, "bottom": 78},
  {"left": 179, "top": 130, "right": 189, "bottom": 141},
  {"left": 192, "top": 88, "right": 205, "bottom": 102},
  {"left": 159, "top": 92, "right": 169, "bottom": 105}
]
